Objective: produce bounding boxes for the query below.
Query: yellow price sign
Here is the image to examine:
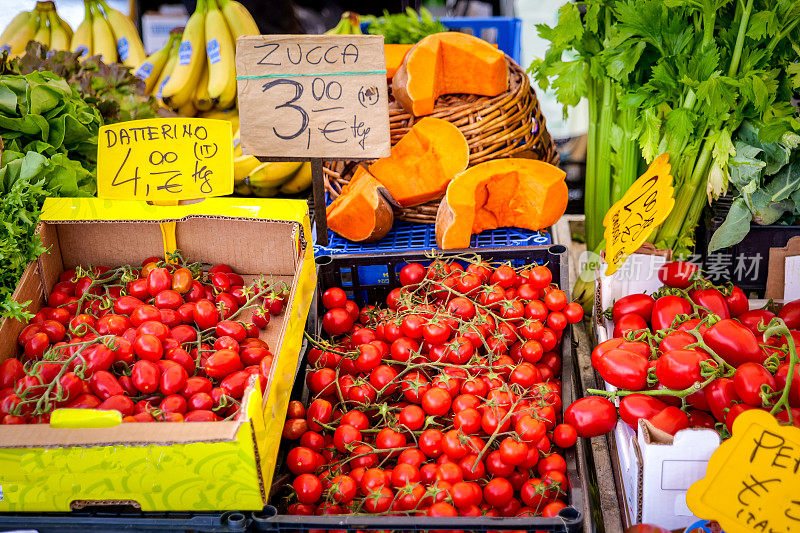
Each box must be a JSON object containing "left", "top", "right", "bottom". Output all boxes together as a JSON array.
[
  {"left": 97, "top": 118, "right": 233, "bottom": 201},
  {"left": 687, "top": 409, "right": 800, "bottom": 533},
  {"left": 603, "top": 153, "right": 674, "bottom": 275}
]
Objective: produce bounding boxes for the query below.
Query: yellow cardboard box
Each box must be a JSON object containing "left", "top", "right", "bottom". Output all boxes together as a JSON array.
[{"left": 0, "top": 198, "right": 316, "bottom": 512}]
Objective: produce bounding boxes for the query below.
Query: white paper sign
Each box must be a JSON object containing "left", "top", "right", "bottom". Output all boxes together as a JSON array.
[{"left": 784, "top": 255, "right": 800, "bottom": 300}]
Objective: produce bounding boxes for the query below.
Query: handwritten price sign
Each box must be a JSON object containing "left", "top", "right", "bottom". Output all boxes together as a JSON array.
[
  {"left": 97, "top": 118, "right": 233, "bottom": 201},
  {"left": 687, "top": 409, "right": 800, "bottom": 533},
  {"left": 235, "top": 35, "right": 391, "bottom": 159},
  {"left": 603, "top": 153, "right": 675, "bottom": 275}
]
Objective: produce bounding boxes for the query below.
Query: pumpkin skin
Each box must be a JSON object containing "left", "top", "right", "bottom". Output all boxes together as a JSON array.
[
  {"left": 436, "top": 158, "right": 568, "bottom": 249},
  {"left": 368, "top": 117, "right": 469, "bottom": 208},
  {"left": 392, "top": 32, "right": 508, "bottom": 117},
  {"left": 327, "top": 166, "right": 397, "bottom": 243}
]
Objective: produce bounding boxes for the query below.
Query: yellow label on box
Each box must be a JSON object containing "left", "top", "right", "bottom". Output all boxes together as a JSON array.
[
  {"left": 687, "top": 409, "right": 800, "bottom": 533},
  {"left": 97, "top": 118, "right": 233, "bottom": 201},
  {"left": 603, "top": 153, "right": 674, "bottom": 275}
]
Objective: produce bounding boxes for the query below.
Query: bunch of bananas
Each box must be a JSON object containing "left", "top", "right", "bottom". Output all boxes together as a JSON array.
[
  {"left": 325, "top": 12, "right": 363, "bottom": 35},
  {"left": 233, "top": 134, "right": 311, "bottom": 197},
  {"left": 0, "top": 2, "right": 73, "bottom": 57},
  {"left": 69, "top": 0, "right": 146, "bottom": 68},
  {"left": 134, "top": 0, "right": 258, "bottom": 117}
]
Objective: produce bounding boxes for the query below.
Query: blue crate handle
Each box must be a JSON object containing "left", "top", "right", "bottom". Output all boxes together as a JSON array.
[{"left": 360, "top": 16, "right": 522, "bottom": 64}]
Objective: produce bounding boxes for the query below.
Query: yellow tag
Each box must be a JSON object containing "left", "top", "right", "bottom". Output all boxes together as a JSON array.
[
  {"left": 96, "top": 118, "right": 233, "bottom": 201},
  {"left": 603, "top": 153, "right": 675, "bottom": 275},
  {"left": 50, "top": 408, "right": 122, "bottom": 428},
  {"left": 687, "top": 409, "right": 800, "bottom": 532}
]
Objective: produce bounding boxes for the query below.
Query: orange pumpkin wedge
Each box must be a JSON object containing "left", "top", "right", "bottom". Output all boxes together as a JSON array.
[
  {"left": 393, "top": 32, "right": 508, "bottom": 117},
  {"left": 436, "top": 159, "right": 568, "bottom": 249},
  {"left": 385, "top": 44, "right": 413, "bottom": 79},
  {"left": 369, "top": 117, "right": 469, "bottom": 207},
  {"left": 327, "top": 166, "right": 397, "bottom": 242}
]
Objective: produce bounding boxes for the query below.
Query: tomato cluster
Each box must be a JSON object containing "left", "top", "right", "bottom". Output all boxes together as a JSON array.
[
  {"left": 282, "top": 258, "right": 584, "bottom": 519},
  {"left": 567, "top": 261, "right": 800, "bottom": 440},
  {"left": 0, "top": 255, "right": 288, "bottom": 424}
]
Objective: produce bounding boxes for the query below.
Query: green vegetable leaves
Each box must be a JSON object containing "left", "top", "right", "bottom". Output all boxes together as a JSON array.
[
  {"left": 709, "top": 197, "right": 753, "bottom": 252},
  {"left": 363, "top": 8, "right": 447, "bottom": 45}
]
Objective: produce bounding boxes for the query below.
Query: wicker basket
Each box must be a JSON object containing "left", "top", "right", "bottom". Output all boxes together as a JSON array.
[{"left": 323, "top": 56, "right": 560, "bottom": 224}]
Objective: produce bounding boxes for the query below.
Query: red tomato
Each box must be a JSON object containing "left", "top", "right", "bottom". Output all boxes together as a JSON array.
[
  {"left": 613, "top": 314, "right": 649, "bottom": 339},
  {"left": 651, "top": 295, "right": 693, "bottom": 331},
  {"left": 691, "top": 288, "right": 730, "bottom": 319},
  {"left": 131, "top": 360, "right": 161, "bottom": 394},
  {"left": 322, "top": 308, "right": 353, "bottom": 336},
  {"left": 725, "top": 286, "right": 749, "bottom": 318},
  {"left": 733, "top": 363, "right": 776, "bottom": 408},
  {"left": 204, "top": 349, "right": 243, "bottom": 379},
  {"left": 619, "top": 394, "right": 668, "bottom": 429},
  {"left": 193, "top": 299, "right": 220, "bottom": 329},
  {"left": 565, "top": 397, "right": 617, "bottom": 438},
  {"left": 658, "top": 261, "right": 699, "bottom": 288},
  {"left": 655, "top": 349, "right": 704, "bottom": 390},
  {"left": 398, "top": 263, "right": 426, "bottom": 287},
  {"left": 648, "top": 406, "right": 689, "bottom": 435},
  {"left": 612, "top": 294, "right": 655, "bottom": 323},
  {"left": 703, "top": 319, "right": 764, "bottom": 367},
  {"left": 483, "top": 478, "right": 513, "bottom": 507},
  {"left": 737, "top": 309, "right": 776, "bottom": 336},
  {"left": 779, "top": 300, "right": 800, "bottom": 329},
  {"left": 596, "top": 349, "right": 648, "bottom": 390}
]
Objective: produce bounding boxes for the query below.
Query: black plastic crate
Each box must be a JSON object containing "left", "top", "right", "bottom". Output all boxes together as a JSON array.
[
  {"left": 257, "top": 245, "right": 589, "bottom": 532},
  {"left": 696, "top": 197, "right": 800, "bottom": 293}
]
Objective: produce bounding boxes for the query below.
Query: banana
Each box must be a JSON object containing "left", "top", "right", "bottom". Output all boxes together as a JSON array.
[
  {"left": 199, "top": 108, "right": 239, "bottom": 131},
  {"left": 233, "top": 182, "right": 252, "bottom": 196},
  {"left": 279, "top": 161, "right": 312, "bottom": 194},
  {"left": 194, "top": 64, "right": 213, "bottom": 111},
  {"left": 54, "top": 11, "right": 73, "bottom": 41},
  {"left": 161, "top": 0, "right": 206, "bottom": 109},
  {"left": 205, "top": 0, "right": 236, "bottom": 104},
  {"left": 48, "top": 11, "right": 70, "bottom": 50},
  {"left": 155, "top": 38, "right": 179, "bottom": 101},
  {"left": 135, "top": 33, "right": 176, "bottom": 94},
  {"left": 177, "top": 99, "right": 197, "bottom": 117},
  {"left": 219, "top": 0, "right": 258, "bottom": 40},
  {"left": 1, "top": 11, "right": 35, "bottom": 52},
  {"left": 90, "top": 2, "right": 117, "bottom": 62},
  {"left": 71, "top": 2, "right": 93, "bottom": 57},
  {"left": 97, "top": 0, "right": 146, "bottom": 68},
  {"left": 326, "top": 12, "right": 361, "bottom": 35},
  {"left": 33, "top": 13, "right": 50, "bottom": 48},
  {"left": 249, "top": 184, "right": 280, "bottom": 198},
  {"left": 234, "top": 155, "right": 261, "bottom": 184},
  {"left": 246, "top": 161, "right": 303, "bottom": 189}
]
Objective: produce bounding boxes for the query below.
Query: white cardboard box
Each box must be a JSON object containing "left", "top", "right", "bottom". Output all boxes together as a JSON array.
[{"left": 593, "top": 252, "right": 722, "bottom": 530}]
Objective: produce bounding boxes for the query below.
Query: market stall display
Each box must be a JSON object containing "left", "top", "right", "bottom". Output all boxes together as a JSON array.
[{"left": 0, "top": 2, "right": 72, "bottom": 57}]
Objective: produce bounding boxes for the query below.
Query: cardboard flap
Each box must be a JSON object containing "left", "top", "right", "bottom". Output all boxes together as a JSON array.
[
  {"left": 766, "top": 236, "right": 800, "bottom": 299},
  {"left": 639, "top": 419, "right": 674, "bottom": 445}
]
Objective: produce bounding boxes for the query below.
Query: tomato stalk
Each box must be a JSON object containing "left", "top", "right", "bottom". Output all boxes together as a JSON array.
[{"left": 764, "top": 319, "right": 798, "bottom": 423}]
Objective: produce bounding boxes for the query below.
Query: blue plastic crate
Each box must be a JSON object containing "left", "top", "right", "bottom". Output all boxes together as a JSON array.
[
  {"left": 362, "top": 17, "right": 522, "bottom": 64},
  {"left": 315, "top": 219, "right": 551, "bottom": 256}
]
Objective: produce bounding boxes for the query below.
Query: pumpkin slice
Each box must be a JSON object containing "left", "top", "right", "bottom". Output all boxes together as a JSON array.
[
  {"left": 327, "top": 166, "right": 396, "bottom": 243},
  {"left": 369, "top": 117, "right": 469, "bottom": 207},
  {"left": 436, "top": 159, "right": 568, "bottom": 249},
  {"left": 385, "top": 44, "right": 413, "bottom": 79},
  {"left": 393, "top": 32, "right": 508, "bottom": 117}
]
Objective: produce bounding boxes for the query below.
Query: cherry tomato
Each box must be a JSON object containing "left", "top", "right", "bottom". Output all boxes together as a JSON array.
[
  {"left": 619, "top": 394, "right": 668, "bottom": 429},
  {"left": 655, "top": 349, "right": 704, "bottom": 390},
  {"left": 322, "top": 308, "right": 353, "bottom": 336},
  {"left": 658, "top": 261, "right": 699, "bottom": 289},
  {"left": 595, "top": 349, "right": 649, "bottom": 390},
  {"left": 205, "top": 349, "right": 243, "bottom": 379},
  {"left": 565, "top": 397, "right": 617, "bottom": 438},
  {"left": 651, "top": 295, "right": 693, "bottom": 331},
  {"left": 703, "top": 319, "right": 764, "bottom": 367},
  {"left": 778, "top": 299, "right": 800, "bottom": 329}
]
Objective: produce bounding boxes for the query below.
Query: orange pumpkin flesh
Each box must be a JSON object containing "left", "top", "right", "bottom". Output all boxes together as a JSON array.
[
  {"left": 385, "top": 44, "right": 413, "bottom": 79},
  {"left": 369, "top": 117, "right": 469, "bottom": 207},
  {"left": 327, "top": 166, "right": 396, "bottom": 243},
  {"left": 393, "top": 32, "right": 508, "bottom": 117},
  {"left": 436, "top": 159, "right": 568, "bottom": 249}
]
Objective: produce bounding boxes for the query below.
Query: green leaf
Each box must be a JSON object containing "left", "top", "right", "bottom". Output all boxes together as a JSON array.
[
  {"left": 0, "top": 84, "right": 17, "bottom": 115},
  {"left": 639, "top": 107, "right": 663, "bottom": 163},
  {"left": 751, "top": 189, "right": 793, "bottom": 225},
  {"left": 745, "top": 10, "right": 778, "bottom": 40},
  {"left": 788, "top": 63, "right": 800, "bottom": 90},
  {"left": 764, "top": 159, "right": 800, "bottom": 202},
  {"left": 708, "top": 198, "right": 752, "bottom": 252},
  {"left": 548, "top": 60, "right": 589, "bottom": 108},
  {"left": 728, "top": 140, "right": 765, "bottom": 188}
]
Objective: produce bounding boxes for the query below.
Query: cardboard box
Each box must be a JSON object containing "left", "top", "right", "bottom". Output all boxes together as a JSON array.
[
  {"left": 594, "top": 252, "right": 721, "bottom": 530},
  {"left": 0, "top": 198, "right": 316, "bottom": 512}
]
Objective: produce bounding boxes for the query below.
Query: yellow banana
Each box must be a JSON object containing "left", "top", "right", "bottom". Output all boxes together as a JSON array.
[
  {"left": 219, "top": 0, "right": 258, "bottom": 40},
  {"left": 161, "top": 0, "right": 206, "bottom": 109},
  {"left": 205, "top": 0, "right": 236, "bottom": 104},
  {"left": 71, "top": 2, "right": 93, "bottom": 57},
  {"left": 33, "top": 13, "right": 50, "bottom": 48},
  {"left": 97, "top": 0, "right": 146, "bottom": 68},
  {"left": 233, "top": 182, "right": 253, "bottom": 196},
  {"left": 1, "top": 11, "right": 36, "bottom": 53},
  {"left": 90, "top": 2, "right": 116, "bottom": 62},
  {"left": 279, "top": 161, "right": 312, "bottom": 194},
  {"left": 199, "top": 108, "right": 239, "bottom": 131},
  {"left": 234, "top": 155, "right": 261, "bottom": 184},
  {"left": 249, "top": 184, "right": 279, "bottom": 198},
  {"left": 155, "top": 38, "right": 179, "bottom": 101},
  {"left": 246, "top": 161, "right": 303, "bottom": 189},
  {"left": 54, "top": 11, "right": 73, "bottom": 41},
  {"left": 194, "top": 64, "right": 213, "bottom": 111},
  {"left": 135, "top": 33, "right": 176, "bottom": 94},
  {"left": 48, "top": 11, "right": 69, "bottom": 50},
  {"left": 177, "top": 99, "right": 197, "bottom": 117}
]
